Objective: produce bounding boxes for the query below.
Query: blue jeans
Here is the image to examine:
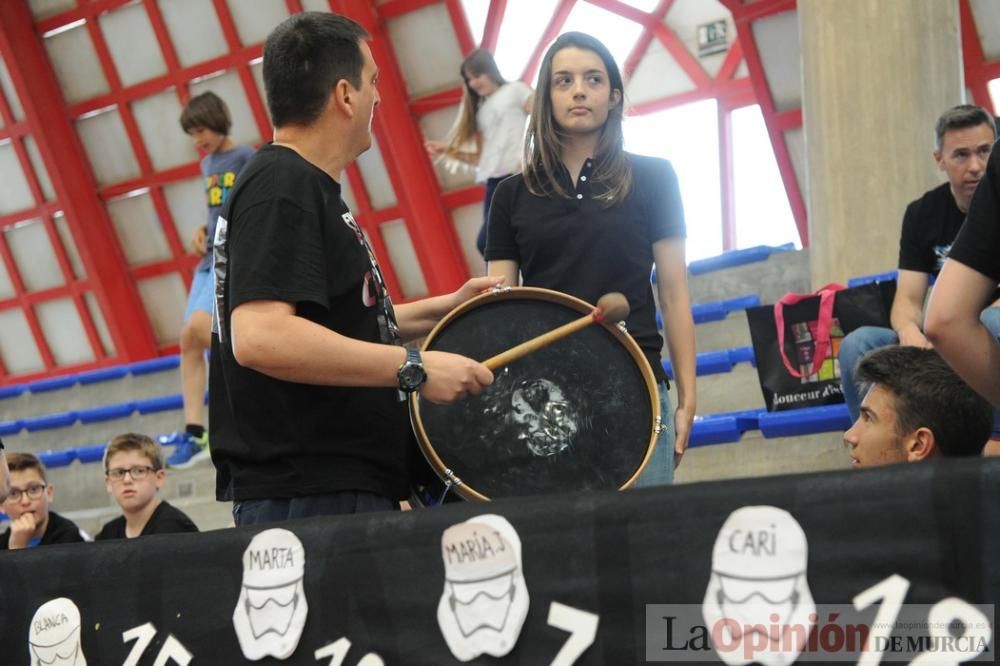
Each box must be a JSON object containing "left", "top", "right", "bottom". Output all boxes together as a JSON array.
[
  {"left": 232, "top": 491, "right": 397, "bottom": 527},
  {"left": 839, "top": 306, "right": 1000, "bottom": 422},
  {"left": 633, "top": 382, "right": 675, "bottom": 487}
]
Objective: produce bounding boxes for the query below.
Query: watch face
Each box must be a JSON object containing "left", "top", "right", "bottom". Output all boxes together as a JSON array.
[{"left": 400, "top": 363, "right": 426, "bottom": 391}]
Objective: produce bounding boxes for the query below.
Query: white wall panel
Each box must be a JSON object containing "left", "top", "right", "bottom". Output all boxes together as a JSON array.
[
  {"left": 0, "top": 308, "right": 44, "bottom": 375},
  {"left": 301, "top": 0, "right": 333, "bottom": 12},
  {"left": 380, "top": 220, "right": 428, "bottom": 300},
  {"left": 23, "top": 136, "right": 54, "bottom": 202},
  {"left": 36, "top": 297, "right": 94, "bottom": 366},
  {"left": 190, "top": 69, "right": 261, "bottom": 146},
  {"left": 250, "top": 59, "right": 266, "bottom": 111},
  {"left": 751, "top": 10, "right": 801, "bottom": 112},
  {"left": 106, "top": 190, "right": 172, "bottom": 266},
  {"left": 4, "top": 219, "right": 63, "bottom": 291},
  {"left": 44, "top": 23, "right": 110, "bottom": 104},
  {"left": 132, "top": 89, "right": 196, "bottom": 171},
  {"left": 451, "top": 202, "right": 486, "bottom": 277},
  {"left": 0, "top": 252, "right": 14, "bottom": 300},
  {"left": 28, "top": 0, "right": 76, "bottom": 21},
  {"left": 0, "top": 140, "right": 36, "bottom": 215},
  {"left": 970, "top": 0, "right": 1000, "bottom": 60},
  {"left": 99, "top": 2, "right": 168, "bottom": 87},
  {"left": 355, "top": 136, "right": 398, "bottom": 209},
  {"left": 783, "top": 126, "right": 807, "bottom": 205},
  {"left": 561, "top": 2, "right": 644, "bottom": 69},
  {"left": 85, "top": 292, "right": 115, "bottom": 356},
  {"left": 164, "top": 177, "right": 207, "bottom": 254},
  {"left": 625, "top": 39, "right": 697, "bottom": 106},
  {"left": 137, "top": 273, "right": 186, "bottom": 344},
  {"left": 665, "top": 0, "right": 733, "bottom": 79},
  {"left": 158, "top": 0, "right": 228, "bottom": 67},
  {"left": 224, "top": 0, "right": 289, "bottom": 46},
  {"left": 76, "top": 107, "right": 141, "bottom": 186},
  {"left": 53, "top": 212, "right": 85, "bottom": 280},
  {"left": 387, "top": 4, "right": 464, "bottom": 97},
  {"left": 0, "top": 58, "right": 24, "bottom": 123}
]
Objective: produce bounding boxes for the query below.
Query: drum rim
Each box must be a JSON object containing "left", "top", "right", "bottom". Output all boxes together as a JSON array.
[{"left": 408, "top": 286, "right": 661, "bottom": 502}]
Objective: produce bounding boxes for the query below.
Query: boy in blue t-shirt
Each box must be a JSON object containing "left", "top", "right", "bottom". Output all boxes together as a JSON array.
[{"left": 166, "top": 92, "right": 254, "bottom": 467}]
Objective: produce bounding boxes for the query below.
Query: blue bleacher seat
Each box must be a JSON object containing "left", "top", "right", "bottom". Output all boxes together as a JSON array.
[
  {"left": 0, "top": 385, "right": 25, "bottom": 400},
  {"left": 721, "top": 294, "right": 761, "bottom": 313},
  {"left": 78, "top": 402, "right": 136, "bottom": 424},
  {"left": 37, "top": 449, "right": 75, "bottom": 468},
  {"left": 23, "top": 411, "right": 78, "bottom": 432},
  {"left": 690, "top": 301, "right": 727, "bottom": 324},
  {"left": 847, "top": 270, "right": 898, "bottom": 288},
  {"left": 687, "top": 243, "right": 796, "bottom": 276},
  {"left": 0, "top": 420, "right": 23, "bottom": 436},
  {"left": 127, "top": 356, "right": 181, "bottom": 376},
  {"left": 75, "top": 443, "right": 107, "bottom": 464},
  {"left": 135, "top": 394, "right": 184, "bottom": 414},
  {"left": 728, "top": 346, "right": 756, "bottom": 367},
  {"left": 75, "top": 366, "right": 129, "bottom": 385},
  {"left": 689, "top": 416, "right": 742, "bottom": 447},
  {"left": 662, "top": 349, "right": 736, "bottom": 380},
  {"left": 702, "top": 409, "right": 764, "bottom": 433},
  {"left": 26, "top": 375, "right": 77, "bottom": 393},
  {"left": 758, "top": 403, "right": 852, "bottom": 438}
]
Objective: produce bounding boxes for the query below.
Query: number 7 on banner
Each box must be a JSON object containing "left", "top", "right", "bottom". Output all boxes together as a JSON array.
[{"left": 548, "top": 602, "right": 600, "bottom": 666}]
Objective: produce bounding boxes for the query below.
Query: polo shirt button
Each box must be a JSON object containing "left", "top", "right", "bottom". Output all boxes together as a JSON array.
[
  {"left": 576, "top": 194, "right": 583, "bottom": 199},
  {"left": 580, "top": 175, "right": 587, "bottom": 181}
]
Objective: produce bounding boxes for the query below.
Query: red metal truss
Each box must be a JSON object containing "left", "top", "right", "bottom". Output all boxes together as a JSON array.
[{"left": 960, "top": 0, "right": 999, "bottom": 114}]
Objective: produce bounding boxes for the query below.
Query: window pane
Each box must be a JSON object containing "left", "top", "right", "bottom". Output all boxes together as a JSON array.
[
  {"left": 624, "top": 99, "right": 722, "bottom": 262},
  {"left": 731, "top": 105, "right": 798, "bottom": 249},
  {"left": 0, "top": 308, "right": 44, "bottom": 374}
]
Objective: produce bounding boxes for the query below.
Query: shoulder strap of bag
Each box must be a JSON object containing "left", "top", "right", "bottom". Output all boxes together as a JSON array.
[{"left": 774, "top": 283, "right": 845, "bottom": 378}]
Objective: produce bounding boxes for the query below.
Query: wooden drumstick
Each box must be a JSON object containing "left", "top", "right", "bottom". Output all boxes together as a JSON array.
[{"left": 482, "top": 292, "right": 630, "bottom": 371}]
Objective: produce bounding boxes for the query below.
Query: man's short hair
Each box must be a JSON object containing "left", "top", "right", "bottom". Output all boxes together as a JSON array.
[
  {"left": 856, "top": 346, "right": 993, "bottom": 456},
  {"left": 179, "top": 91, "right": 232, "bottom": 135},
  {"left": 934, "top": 104, "right": 996, "bottom": 150},
  {"left": 103, "top": 433, "right": 164, "bottom": 472},
  {"left": 6, "top": 452, "right": 47, "bottom": 483},
  {"left": 262, "top": 12, "right": 371, "bottom": 128}
]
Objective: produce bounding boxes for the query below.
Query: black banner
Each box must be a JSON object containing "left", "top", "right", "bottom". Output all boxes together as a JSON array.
[{"left": 1, "top": 458, "right": 997, "bottom": 665}]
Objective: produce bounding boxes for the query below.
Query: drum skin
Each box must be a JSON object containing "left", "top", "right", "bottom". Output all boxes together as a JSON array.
[{"left": 410, "top": 287, "right": 658, "bottom": 502}]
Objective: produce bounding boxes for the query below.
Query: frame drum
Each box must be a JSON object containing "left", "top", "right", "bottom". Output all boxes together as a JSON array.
[{"left": 410, "top": 287, "right": 660, "bottom": 502}]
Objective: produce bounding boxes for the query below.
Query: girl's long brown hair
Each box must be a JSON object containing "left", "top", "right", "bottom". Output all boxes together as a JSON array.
[
  {"left": 523, "top": 32, "right": 631, "bottom": 205},
  {"left": 446, "top": 49, "right": 506, "bottom": 154}
]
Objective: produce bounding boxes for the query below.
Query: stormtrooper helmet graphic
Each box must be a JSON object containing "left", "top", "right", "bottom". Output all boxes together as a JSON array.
[
  {"left": 28, "top": 597, "right": 86, "bottom": 666},
  {"left": 437, "top": 514, "right": 530, "bottom": 662},
  {"left": 233, "top": 528, "right": 309, "bottom": 661},
  {"left": 702, "top": 506, "right": 816, "bottom": 666}
]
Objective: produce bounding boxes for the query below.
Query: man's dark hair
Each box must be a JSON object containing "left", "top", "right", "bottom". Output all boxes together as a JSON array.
[
  {"left": 262, "top": 12, "right": 370, "bottom": 128},
  {"left": 856, "top": 346, "right": 992, "bottom": 457},
  {"left": 179, "top": 91, "right": 232, "bottom": 135},
  {"left": 934, "top": 104, "right": 996, "bottom": 150}
]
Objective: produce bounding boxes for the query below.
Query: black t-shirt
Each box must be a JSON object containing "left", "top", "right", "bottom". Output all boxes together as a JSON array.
[
  {"left": 94, "top": 500, "right": 198, "bottom": 540},
  {"left": 897, "top": 181, "right": 966, "bottom": 276},
  {"left": 0, "top": 511, "right": 85, "bottom": 549},
  {"left": 949, "top": 140, "right": 1000, "bottom": 282},
  {"left": 209, "top": 144, "right": 411, "bottom": 502},
  {"left": 485, "top": 153, "right": 686, "bottom": 383}
]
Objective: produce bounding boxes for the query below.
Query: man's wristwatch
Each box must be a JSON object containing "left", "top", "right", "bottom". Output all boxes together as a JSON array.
[{"left": 397, "top": 348, "right": 427, "bottom": 393}]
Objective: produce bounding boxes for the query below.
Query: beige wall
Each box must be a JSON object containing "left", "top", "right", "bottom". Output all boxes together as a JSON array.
[{"left": 800, "top": 0, "right": 963, "bottom": 287}]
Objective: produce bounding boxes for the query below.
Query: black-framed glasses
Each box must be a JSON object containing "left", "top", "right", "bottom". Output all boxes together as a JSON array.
[
  {"left": 5, "top": 483, "right": 47, "bottom": 503},
  {"left": 106, "top": 465, "right": 156, "bottom": 481}
]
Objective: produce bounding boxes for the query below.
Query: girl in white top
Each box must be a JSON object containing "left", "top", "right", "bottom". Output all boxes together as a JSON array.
[{"left": 426, "top": 49, "right": 533, "bottom": 256}]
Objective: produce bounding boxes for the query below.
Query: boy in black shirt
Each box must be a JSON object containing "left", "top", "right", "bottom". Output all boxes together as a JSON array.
[
  {"left": 95, "top": 433, "right": 198, "bottom": 540},
  {"left": 839, "top": 105, "right": 996, "bottom": 420},
  {"left": 0, "top": 453, "right": 87, "bottom": 549}
]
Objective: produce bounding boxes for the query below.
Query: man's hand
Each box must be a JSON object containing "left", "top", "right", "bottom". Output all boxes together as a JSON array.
[
  {"left": 8, "top": 512, "right": 37, "bottom": 550},
  {"left": 190, "top": 226, "right": 208, "bottom": 256},
  {"left": 449, "top": 275, "right": 506, "bottom": 311},
  {"left": 419, "top": 351, "right": 493, "bottom": 404}
]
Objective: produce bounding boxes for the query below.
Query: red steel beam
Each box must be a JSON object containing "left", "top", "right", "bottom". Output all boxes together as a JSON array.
[
  {"left": 0, "top": 0, "right": 158, "bottom": 362},
  {"left": 445, "top": 0, "right": 476, "bottom": 55},
  {"left": 481, "top": 0, "right": 508, "bottom": 51},
  {"left": 623, "top": 0, "right": 674, "bottom": 79},
  {"left": 959, "top": 0, "right": 995, "bottom": 113},
  {"left": 344, "top": 163, "right": 405, "bottom": 302},
  {"left": 521, "top": 0, "right": 576, "bottom": 84}
]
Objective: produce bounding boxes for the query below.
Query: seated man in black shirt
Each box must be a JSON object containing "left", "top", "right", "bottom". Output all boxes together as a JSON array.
[
  {"left": 843, "top": 346, "right": 992, "bottom": 467},
  {"left": 95, "top": 433, "right": 198, "bottom": 540},
  {"left": 0, "top": 452, "right": 87, "bottom": 549},
  {"left": 927, "top": 138, "right": 1000, "bottom": 407},
  {"left": 839, "top": 105, "right": 996, "bottom": 421}
]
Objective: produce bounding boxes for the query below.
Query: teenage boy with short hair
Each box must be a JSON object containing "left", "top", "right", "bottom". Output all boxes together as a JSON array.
[
  {"left": 0, "top": 452, "right": 87, "bottom": 549},
  {"left": 95, "top": 433, "right": 199, "bottom": 540}
]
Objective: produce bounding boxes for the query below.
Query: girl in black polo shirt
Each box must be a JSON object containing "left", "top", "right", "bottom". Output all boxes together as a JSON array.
[{"left": 485, "top": 31, "right": 696, "bottom": 486}]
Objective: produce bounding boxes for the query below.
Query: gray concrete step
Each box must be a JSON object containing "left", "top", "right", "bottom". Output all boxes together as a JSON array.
[
  {"left": 687, "top": 249, "right": 810, "bottom": 305},
  {"left": 1, "top": 410, "right": 185, "bottom": 454}
]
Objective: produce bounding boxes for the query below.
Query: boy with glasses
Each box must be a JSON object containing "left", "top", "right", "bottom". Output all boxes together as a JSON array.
[
  {"left": 95, "top": 433, "right": 198, "bottom": 540},
  {"left": 0, "top": 452, "right": 87, "bottom": 549}
]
